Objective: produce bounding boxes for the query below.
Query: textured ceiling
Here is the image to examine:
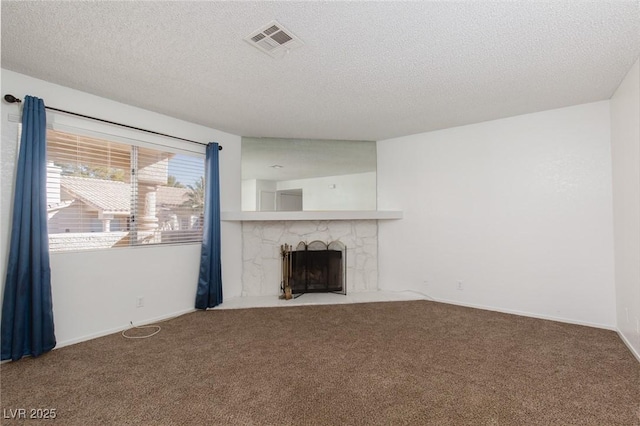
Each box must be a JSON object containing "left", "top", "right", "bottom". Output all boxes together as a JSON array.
[{"left": 2, "top": 1, "right": 639, "bottom": 141}]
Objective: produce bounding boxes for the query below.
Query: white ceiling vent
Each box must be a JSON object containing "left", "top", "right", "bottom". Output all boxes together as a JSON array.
[{"left": 244, "top": 20, "right": 303, "bottom": 58}]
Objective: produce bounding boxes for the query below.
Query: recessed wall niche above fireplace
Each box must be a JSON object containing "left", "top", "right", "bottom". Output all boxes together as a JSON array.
[
  {"left": 241, "top": 137, "right": 377, "bottom": 212},
  {"left": 281, "top": 241, "right": 347, "bottom": 297}
]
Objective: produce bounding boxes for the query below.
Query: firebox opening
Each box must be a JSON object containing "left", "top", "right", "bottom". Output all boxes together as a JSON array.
[{"left": 281, "top": 240, "right": 346, "bottom": 298}]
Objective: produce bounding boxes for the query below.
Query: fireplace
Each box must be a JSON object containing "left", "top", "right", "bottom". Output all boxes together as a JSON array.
[
  {"left": 240, "top": 220, "right": 378, "bottom": 297},
  {"left": 281, "top": 241, "right": 347, "bottom": 298}
]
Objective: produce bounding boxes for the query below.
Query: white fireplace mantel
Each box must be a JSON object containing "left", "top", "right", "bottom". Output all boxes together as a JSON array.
[{"left": 221, "top": 210, "right": 403, "bottom": 221}]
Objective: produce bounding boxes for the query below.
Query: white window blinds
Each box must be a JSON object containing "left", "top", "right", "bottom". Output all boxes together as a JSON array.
[{"left": 45, "top": 129, "right": 205, "bottom": 252}]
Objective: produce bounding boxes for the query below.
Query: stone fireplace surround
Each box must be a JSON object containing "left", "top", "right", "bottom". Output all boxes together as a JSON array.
[{"left": 241, "top": 220, "right": 378, "bottom": 297}]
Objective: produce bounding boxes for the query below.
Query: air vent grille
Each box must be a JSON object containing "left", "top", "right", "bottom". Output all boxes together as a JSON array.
[
  {"left": 244, "top": 20, "right": 303, "bottom": 58},
  {"left": 271, "top": 31, "right": 292, "bottom": 45},
  {"left": 263, "top": 25, "right": 279, "bottom": 36}
]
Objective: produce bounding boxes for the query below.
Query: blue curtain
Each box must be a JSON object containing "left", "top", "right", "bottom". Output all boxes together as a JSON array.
[
  {"left": 195, "top": 142, "right": 223, "bottom": 309},
  {"left": 1, "top": 96, "right": 56, "bottom": 361}
]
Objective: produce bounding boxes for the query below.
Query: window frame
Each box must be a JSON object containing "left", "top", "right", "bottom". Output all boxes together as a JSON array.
[{"left": 37, "top": 118, "right": 207, "bottom": 254}]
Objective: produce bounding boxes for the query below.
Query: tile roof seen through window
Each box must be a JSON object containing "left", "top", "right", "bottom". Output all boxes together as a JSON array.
[
  {"left": 60, "top": 176, "right": 190, "bottom": 214},
  {"left": 61, "top": 176, "right": 130, "bottom": 213}
]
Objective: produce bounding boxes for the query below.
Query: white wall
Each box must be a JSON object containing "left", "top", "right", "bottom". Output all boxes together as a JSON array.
[
  {"left": 0, "top": 69, "right": 243, "bottom": 347},
  {"left": 256, "top": 179, "right": 277, "bottom": 211},
  {"left": 378, "top": 101, "right": 616, "bottom": 328},
  {"left": 241, "top": 179, "right": 257, "bottom": 210},
  {"left": 610, "top": 59, "right": 640, "bottom": 359},
  {"left": 277, "top": 172, "right": 377, "bottom": 210}
]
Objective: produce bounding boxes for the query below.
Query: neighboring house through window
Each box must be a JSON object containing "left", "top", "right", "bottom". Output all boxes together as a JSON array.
[{"left": 45, "top": 129, "right": 205, "bottom": 252}]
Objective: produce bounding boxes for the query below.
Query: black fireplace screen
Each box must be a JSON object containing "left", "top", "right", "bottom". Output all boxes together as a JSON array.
[{"left": 281, "top": 241, "right": 346, "bottom": 296}]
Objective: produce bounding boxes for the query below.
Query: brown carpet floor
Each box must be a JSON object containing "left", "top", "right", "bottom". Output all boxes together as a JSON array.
[{"left": 1, "top": 300, "right": 639, "bottom": 425}]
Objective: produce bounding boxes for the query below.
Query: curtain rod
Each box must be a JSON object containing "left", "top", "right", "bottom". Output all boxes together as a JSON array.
[{"left": 3, "top": 94, "right": 222, "bottom": 150}]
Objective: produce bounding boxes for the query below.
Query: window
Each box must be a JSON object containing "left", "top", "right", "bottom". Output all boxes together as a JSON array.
[{"left": 45, "top": 129, "right": 205, "bottom": 252}]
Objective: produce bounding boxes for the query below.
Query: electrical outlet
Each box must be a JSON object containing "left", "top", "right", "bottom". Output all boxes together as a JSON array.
[
  {"left": 136, "top": 297, "right": 144, "bottom": 308},
  {"left": 457, "top": 281, "right": 463, "bottom": 291}
]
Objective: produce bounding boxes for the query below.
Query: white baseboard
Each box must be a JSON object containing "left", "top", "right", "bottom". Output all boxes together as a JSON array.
[
  {"left": 402, "top": 292, "right": 616, "bottom": 331},
  {"left": 396, "top": 291, "right": 639, "bottom": 362},
  {"left": 55, "top": 307, "right": 197, "bottom": 349},
  {"left": 8, "top": 298, "right": 638, "bottom": 365},
  {"left": 617, "top": 329, "right": 640, "bottom": 363}
]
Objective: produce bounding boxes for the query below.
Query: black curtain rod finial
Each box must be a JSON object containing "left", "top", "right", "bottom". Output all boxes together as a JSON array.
[{"left": 4, "top": 94, "right": 22, "bottom": 104}]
